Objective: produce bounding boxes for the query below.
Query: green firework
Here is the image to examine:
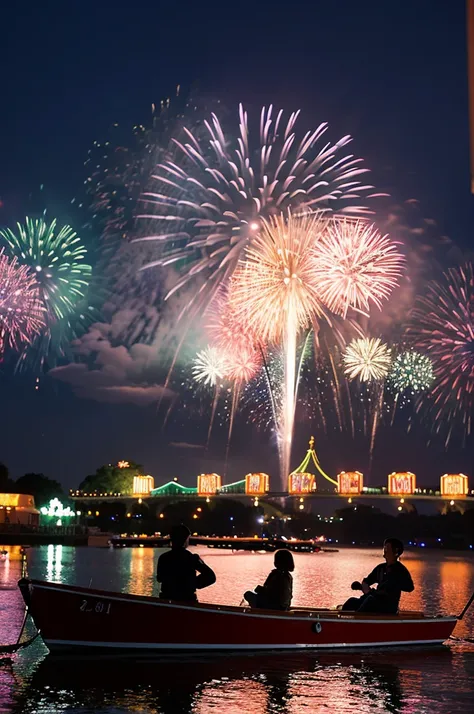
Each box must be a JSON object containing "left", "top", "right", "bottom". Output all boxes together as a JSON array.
[
  {"left": 388, "top": 350, "right": 434, "bottom": 394},
  {"left": 0, "top": 217, "right": 92, "bottom": 321}
]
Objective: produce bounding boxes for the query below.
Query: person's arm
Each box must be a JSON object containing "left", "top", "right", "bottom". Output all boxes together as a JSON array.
[
  {"left": 361, "top": 565, "right": 380, "bottom": 594},
  {"left": 156, "top": 553, "right": 167, "bottom": 582},
  {"left": 193, "top": 555, "right": 216, "bottom": 590}
]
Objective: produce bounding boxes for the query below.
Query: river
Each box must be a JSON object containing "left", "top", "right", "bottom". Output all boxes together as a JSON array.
[{"left": 0, "top": 544, "right": 473, "bottom": 713}]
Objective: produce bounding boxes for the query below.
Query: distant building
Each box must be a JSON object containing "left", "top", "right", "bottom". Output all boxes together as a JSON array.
[{"left": 0, "top": 493, "right": 40, "bottom": 527}]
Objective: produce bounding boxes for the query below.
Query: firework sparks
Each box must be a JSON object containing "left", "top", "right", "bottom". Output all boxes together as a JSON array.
[
  {"left": 137, "top": 103, "right": 383, "bottom": 309},
  {"left": 192, "top": 346, "right": 227, "bottom": 387},
  {"left": 388, "top": 351, "right": 434, "bottom": 394},
  {"left": 343, "top": 337, "right": 392, "bottom": 382},
  {"left": 0, "top": 250, "right": 44, "bottom": 353},
  {"left": 311, "top": 217, "right": 404, "bottom": 318},
  {"left": 230, "top": 212, "right": 327, "bottom": 342},
  {"left": 410, "top": 263, "right": 474, "bottom": 440},
  {"left": 0, "top": 217, "right": 91, "bottom": 321},
  {"left": 230, "top": 212, "right": 329, "bottom": 484},
  {"left": 223, "top": 345, "right": 261, "bottom": 383}
]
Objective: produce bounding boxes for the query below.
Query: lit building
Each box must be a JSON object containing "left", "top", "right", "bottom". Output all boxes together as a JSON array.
[
  {"left": 132, "top": 475, "right": 155, "bottom": 496},
  {"left": 288, "top": 472, "right": 315, "bottom": 494},
  {"left": 0, "top": 493, "right": 40, "bottom": 527},
  {"left": 245, "top": 473, "right": 270, "bottom": 495},
  {"left": 440, "top": 473, "right": 469, "bottom": 498},
  {"left": 337, "top": 471, "right": 363, "bottom": 495},
  {"left": 197, "top": 473, "right": 222, "bottom": 496},
  {"left": 388, "top": 472, "right": 416, "bottom": 496}
]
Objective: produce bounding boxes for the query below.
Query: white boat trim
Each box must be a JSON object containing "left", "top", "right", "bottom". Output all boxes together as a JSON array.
[
  {"left": 43, "top": 638, "right": 449, "bottom": 650},
  {"left": 31, "top": 583, "right": 457, "bottom": 626}
]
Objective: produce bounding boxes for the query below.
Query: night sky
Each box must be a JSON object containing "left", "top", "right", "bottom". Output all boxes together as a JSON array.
[{"left": 1, "top": 0, "right": 473, "bottom": 490}]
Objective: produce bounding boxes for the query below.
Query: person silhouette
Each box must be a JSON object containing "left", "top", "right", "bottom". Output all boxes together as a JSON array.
[
  {"left": 157, "top": 524, "right": 216, "bottom": 602},
  {"left": 342, "top": 538, "right": 414, "bottom": 613}
]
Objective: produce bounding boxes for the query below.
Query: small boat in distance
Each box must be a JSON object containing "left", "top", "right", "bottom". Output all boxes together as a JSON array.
[{"left": 18, "top": 578, "right": 466, "bottom": 654}]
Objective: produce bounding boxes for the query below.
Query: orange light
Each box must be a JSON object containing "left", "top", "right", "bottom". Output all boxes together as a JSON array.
[
  {"left": 440, "top": 474, "right": 469, "bottom": 498},
  {"left": 197, "top": 473, "right": 221, "bottom": 496},
  {"left": 245, "top": 473, "right": 270, "bottom": 496},
  {"left": 133, "top": 475, "right": 154, "bottom": 496},
  {"left": 159, "top": 513, "right": 164, "bottom": 519},
  {"left": 288, "top": 473, "right": 315, "bottom": 494},
  {"left": 197, "top": 507, "right": 202, "bottom": 512},
  {"left": 337, "top": 471, "right": 363, "bottom": 496},
  {"left": 388, "top": 472, "right": 416, "bottom": 496},
  {"left": 118, "top": 461, "right": 130, "bottom": 469},
  {"left": 193, "top": 514, "right": 198, "bottom": 519}
]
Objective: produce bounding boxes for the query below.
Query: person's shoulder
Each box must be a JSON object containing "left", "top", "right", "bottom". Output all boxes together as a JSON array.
[{"left": 395, "top": 560, "right": 411, "bottom": 572}]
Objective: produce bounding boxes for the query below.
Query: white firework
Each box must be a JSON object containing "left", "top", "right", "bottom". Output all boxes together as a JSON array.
[{"left": 343, "top": 337, "right": 392, "bottom": 382}]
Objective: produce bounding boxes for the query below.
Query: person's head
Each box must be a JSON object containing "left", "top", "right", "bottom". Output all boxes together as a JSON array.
[
  {"left": 274, "top": 549, "right": 295, "bottom": 572},
  {"left": 383, "top": 538, "right": 404, "bottom": 563},
  {"left": 170, "top": 524, "right": 191, "bottom": 549}
]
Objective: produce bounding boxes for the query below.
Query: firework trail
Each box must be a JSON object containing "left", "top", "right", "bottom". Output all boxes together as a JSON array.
[
  {"left": 410, "top": 263, "right": 474, "bottom": 443},
  {"left": 343, "top": 337, "right": 392, "bottom": 382},
  {"left": 311, "top": 217, "right": 404, "bottom": 318},
  {"left": 137, "top": 103, "right": 384, "bottom": 314},
  {"left": 230, "top": 212, "right": 328, "bottom": 483},
  {"left": 0, "top": 250, "right": 44, "bottom": 355}
]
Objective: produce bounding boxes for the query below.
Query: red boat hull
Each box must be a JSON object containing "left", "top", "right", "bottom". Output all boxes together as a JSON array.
[{"left": 20, "top": 579, "right": 458, "bottom": 653}]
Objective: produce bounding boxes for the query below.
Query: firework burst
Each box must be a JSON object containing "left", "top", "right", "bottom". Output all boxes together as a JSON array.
[
  {"left": 410, "top": 263, "right": 474, "bottom": 440},
  {"left": 137, "top": 103, "right": 383, "bottom": 309},
  {"left": 230, "top": 211, "right": 327, "bottom": 342},
  {"left": 230, "top": 212, "right": 330, "bottom": 483},
  {"left": 343, "top": 337, "right": 392, "bottom": 382},
  {"left": 192, "top": 346, "right": 227, "bottom": 387},
  {"left": 0, "top": 250, "right": 44, "bottom": 353},
  {"left": 388, "top": 350, "right": 434, "bottom": 394},
  {"left": 311, "top": 217, "right": 404, "bottom": 318},
  {"left": 0, "top": 217, "right": 92, "bottom": 320}
]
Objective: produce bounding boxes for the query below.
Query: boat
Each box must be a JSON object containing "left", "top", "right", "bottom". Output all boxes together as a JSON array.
[{"left": 18, "top": 577, "right": 469, "bottom": 653}]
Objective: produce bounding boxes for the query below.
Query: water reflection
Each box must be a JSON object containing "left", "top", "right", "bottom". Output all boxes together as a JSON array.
[
  {"left": 45, "top": 544, "right": 63, "bottom": 582},
  {"left": 9, "top": 648, "right": 468, "bottom": 714},
  {"left": 126, "top": 545, "right": 156, "bottom": 595},
  {"left": 1, "top": 546, "right": 473, "bottom": 714}
]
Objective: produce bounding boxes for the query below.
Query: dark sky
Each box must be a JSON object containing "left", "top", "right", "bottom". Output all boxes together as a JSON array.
[{"left": 0, "top": 0, "right": 473, "bottom": 490}]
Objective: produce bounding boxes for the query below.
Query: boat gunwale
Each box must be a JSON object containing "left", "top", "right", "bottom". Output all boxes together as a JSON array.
[{"left": 26, "top": 579, "right": 458, "bottom": 625}]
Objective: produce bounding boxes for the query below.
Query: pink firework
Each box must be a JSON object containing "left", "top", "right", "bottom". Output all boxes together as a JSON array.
[
  {"left": 0, "top": 250, "right": 44, "bottom": 353},
  {"left": 410, "top": 263, "right": 474, "bottom": 441},
  {"left": 222, "top": 344, "right": 262, "bottom": 383},
  {"left": 311, "top": 217, "right": 404, "bottom": 318},
  {"left": 206, "top": 286, "right": 260, "bottom": 353}
]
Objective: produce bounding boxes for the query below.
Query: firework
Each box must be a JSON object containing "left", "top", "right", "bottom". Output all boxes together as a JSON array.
[
  {"left": 311, "top": 217, "right": 404, "bottom": 318},
  {"left": 410, "top": 263, "right": 474, "bottom": 439},
  {"left": 230, "top": 212, "right": 330, "bottom": 483},
  {"left": 0, "top": 250, "right": 44, "bottom": 353},
  {"left": 343, "top": 337, "right": 392, "bottom": 382},
  {"left": 230, "top": 212, "right": 327, "bottom": 342},
  {"left": 0, "top": 217, "right": 92, "bottom": 321},
  {"left": 388, "top": 351, "right": 434, "bottom": 394},
  {"left": 223, "top": 345, "right": 261, "bottom": 383},
  {"left": 192, "top": 346, "right": 227, "bottom": 387},
  {"left": 137, "top": 103, "right": 383, "bottom": 309}
]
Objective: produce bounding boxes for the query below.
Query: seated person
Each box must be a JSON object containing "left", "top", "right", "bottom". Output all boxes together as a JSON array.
[
  {"left": 342, "top": 537, "right": 414, "bottom": 614},
  {"left": 157, "top": 524, "right": 216, "bottom": 602},
  {"left": 244, "top": 549, "right": 294, "bottom": 611}
]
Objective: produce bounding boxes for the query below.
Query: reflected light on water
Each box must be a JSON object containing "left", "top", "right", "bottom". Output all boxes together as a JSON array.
[
  {"left": 0, "top": 546, "right": 473, "bottom": 714},
  {"left": 46, "top": 544, "right": 63, "bottom": 582},
  {"left": 127, "top": 545, "right": 155, "bottom": 595}
]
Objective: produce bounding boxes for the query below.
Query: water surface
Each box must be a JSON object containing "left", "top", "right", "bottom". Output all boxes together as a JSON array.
[{"left": 0, "top": 545, "right": 473, "bottom": 713}]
